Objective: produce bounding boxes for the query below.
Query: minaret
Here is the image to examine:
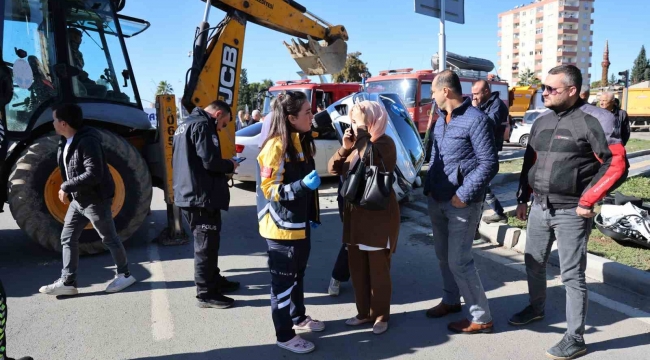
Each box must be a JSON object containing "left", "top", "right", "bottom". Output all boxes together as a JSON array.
[{"left": 601, "top": 40, "right": 610, "bottom": 86}]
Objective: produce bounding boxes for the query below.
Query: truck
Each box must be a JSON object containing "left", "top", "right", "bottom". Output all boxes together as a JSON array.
[
  {"left": 508, "top": 85, "right": 545, "bottom": 122},
  {"left": 364, "top": 68, "right": 510, "bottom": 135},
  {"left": 621, "top": 87, "right": 650, "bottom": 130},
  {"left": 260, "top": 79, "right": 361, "bottom": 116}
]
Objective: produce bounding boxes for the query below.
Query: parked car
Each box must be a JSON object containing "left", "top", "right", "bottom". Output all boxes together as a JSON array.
[
  {"left": 233, "top": 122, "right": 340, "bottom": 182},
  {"left": 509, "top": 109, "right": 546, "bottom": 147},
  {"left": 322, "top": 92, "right": 426, "bottom": 202}
]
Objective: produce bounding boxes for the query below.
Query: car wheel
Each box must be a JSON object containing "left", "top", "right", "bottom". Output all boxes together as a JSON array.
[{"left": 519, "top": 134, "right": 529, "bottom": 148}]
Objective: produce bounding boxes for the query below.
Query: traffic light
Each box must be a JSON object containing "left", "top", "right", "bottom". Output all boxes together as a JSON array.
[{"left": 618, "top": 70, "right": 629, "bottom": 88}]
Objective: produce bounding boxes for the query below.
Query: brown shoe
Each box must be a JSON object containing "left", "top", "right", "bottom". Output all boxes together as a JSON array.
[
  {"left": 447, "top": 319, "right": 493, "bottom": 334},
  {"left": 425, "top": 302, "right": 462, "bottom": 318}
]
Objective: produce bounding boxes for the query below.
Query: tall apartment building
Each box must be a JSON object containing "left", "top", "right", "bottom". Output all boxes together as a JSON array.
[{"left": 498, "top": 0, "right": 594, "bottom": 87}]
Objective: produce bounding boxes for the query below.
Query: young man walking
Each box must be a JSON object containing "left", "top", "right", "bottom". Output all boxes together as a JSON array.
[
  {"left": 39, "top": 103, "right": 136, "bottom": 295},
  {"left": 511, "top": 65, "right": 627, "bottom": 359},
  {"left": 173, "top": 100, "right": 240, "bottom": 309}
]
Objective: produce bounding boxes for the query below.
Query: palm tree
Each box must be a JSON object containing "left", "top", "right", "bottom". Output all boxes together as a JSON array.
[{"left": 156, "top": 80, "right": 173, "bottom": 95}]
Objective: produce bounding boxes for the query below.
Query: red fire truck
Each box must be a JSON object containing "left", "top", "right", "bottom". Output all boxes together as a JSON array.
[
  {"left": 365, "top": 68, "right": 510, "bottom": 135},
  {"left": 261, "top": 79, "right": 361, "bottom": 115}
]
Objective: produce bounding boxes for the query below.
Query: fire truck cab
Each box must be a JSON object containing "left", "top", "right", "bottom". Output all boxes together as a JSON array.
[
  {"left": 365, "top": 68, "right": 510, "bottom": 135},
  {"left": 261, "top": 79, "right": 361, "bottom": 116}
]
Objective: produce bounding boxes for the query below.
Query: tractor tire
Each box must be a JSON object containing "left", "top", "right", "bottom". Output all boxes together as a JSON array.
[{"left": 7, "top": 130, "right": 152, "bottom": 255}]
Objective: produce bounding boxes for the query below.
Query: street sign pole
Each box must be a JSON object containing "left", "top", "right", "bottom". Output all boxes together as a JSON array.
[
  {"left": 439, "top": 0, "right": 446, "bottom": 72},
  {"left": 414, "top": 0, "right": 464, "bottom": 72}
]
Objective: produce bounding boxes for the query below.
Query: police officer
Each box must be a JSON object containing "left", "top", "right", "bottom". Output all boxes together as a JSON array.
[{"left": 172, "top": 100, "right": 240, "bottom": 309}]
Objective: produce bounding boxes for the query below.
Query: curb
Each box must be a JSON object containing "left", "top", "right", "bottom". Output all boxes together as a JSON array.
[{"left": 480, "top": 223, "right": 650, "bottom": 298}]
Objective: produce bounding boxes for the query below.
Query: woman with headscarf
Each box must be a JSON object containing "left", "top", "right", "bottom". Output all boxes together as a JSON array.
[{"left": 328, "top": 100, "right": 399, "bottom": 335}]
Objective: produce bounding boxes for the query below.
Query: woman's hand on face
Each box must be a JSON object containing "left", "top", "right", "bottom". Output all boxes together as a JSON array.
[
  {"left": 351, "top": 104, "right": 367, "bottom": 128},
  {"left": 343, "top": 128, "right": 354, "bottom": 150}
]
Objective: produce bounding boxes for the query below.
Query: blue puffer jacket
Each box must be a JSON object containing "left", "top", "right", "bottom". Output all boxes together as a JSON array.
[{"left": 424, "top": 97, "right": 498, "bottom": 204}]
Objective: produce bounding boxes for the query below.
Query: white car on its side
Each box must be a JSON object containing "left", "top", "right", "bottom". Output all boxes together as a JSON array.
[
  {"left": 509, "top": 109, "right": 546, "bottom": 147},
  {"left": 232, "top": 122, "right": 340, "bottom": 182}
]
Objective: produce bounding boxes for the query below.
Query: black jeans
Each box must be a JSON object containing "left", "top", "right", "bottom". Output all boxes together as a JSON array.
[
  {"left": 331, "top": 244, "right": 350, "bottom": 282},
  {"left": 1, "top": 279, "right": 6, "bottom": 359},
  {"left": 61, "top": 199, "right": 129, "bottom": 283},
  {"left": 267, "top": 237, "right": 311, "bottom": 343},
  {"left": 331, "top": 182, "right": 350, "bottom": 282},
  {"left": 182, "top": 208, "right": 222, "bottom": 299}
]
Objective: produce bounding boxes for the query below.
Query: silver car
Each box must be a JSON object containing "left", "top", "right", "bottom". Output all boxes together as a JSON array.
[{"left": 318, "top": 92, "right": 426, "bottom": 201}]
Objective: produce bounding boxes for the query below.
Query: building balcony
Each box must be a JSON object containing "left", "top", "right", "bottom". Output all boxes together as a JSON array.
[
  {"left": 558, "top": 40, "right": 578, "bottom": 45},
  {"left": 535, "top": 54, "right": 543, "bottom": 60},
  {"left": 535, "top": 33, "right": 544, "bottom": 39},
  {"left": 559, "top": 17, "right": 579, "bottom": 23},
  {"left": 535, "top": 43, "right": 543, "bottom": 50},
  {"left": 513, "top": 39, "right": 520, "bottom": 45},
  {"left": 559, "top": 5, "right": 580, "bottom": 11},
  {"left": 559, "top": 29, "right": 579, "bottom": 34},
  {"left": 558, "top": 51, "right": 577, "bottom": 57}
]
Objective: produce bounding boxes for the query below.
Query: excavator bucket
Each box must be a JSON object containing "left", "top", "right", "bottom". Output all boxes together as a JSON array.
[{"left": 284, "top": 35, "right": 347, "bottom": 76}]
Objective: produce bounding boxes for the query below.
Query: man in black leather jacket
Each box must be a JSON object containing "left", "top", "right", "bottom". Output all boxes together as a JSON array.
[
  {"left": 172, "top": 100, "right": 240, "bottom": 309},
  {"left": 39, "top": 103, "right": 136, "bottom": 296}
]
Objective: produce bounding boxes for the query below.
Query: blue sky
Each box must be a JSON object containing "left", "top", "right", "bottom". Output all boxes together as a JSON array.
[{"left": 122, "top": 0, "right": 646, "bottom": 104}]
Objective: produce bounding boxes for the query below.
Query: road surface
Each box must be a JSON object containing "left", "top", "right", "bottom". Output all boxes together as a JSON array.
[{"left": 2, "top": 181, "right": 650, "bottom": 360}]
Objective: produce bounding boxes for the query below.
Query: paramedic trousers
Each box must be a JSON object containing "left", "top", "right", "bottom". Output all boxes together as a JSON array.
[{"left": 267, "top": 236, "right": 311, "bottom": 342}]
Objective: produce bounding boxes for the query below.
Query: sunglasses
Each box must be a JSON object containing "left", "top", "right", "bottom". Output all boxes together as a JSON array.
[{"left": 541, "top": 84, "right": 571, "bottom": 95}]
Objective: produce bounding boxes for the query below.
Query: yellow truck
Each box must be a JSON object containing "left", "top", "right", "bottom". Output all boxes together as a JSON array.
[
  {"left": 622, "top": 88, "right": 650, "bottom": 130},
  {"left": 508, "top": 85, "right": 544, "bottom": 121}
]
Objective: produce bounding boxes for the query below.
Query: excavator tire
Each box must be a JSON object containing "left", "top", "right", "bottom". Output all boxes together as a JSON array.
[{"left": 7, "top": 130, "right": 152, "bottom": 255}]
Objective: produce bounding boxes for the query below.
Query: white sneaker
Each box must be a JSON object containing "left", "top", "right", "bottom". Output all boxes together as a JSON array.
[
  {"left": 292, "top": 316, "right": 326, "bottom": 332},
  {"left": 277, "top": 335, "right": 315, "bottom": 354},
  {"left": 39, "top": 278, "right": 78, "bottom": 296},
  {"left": 105, "top": 274, "right": 136, "bottom": 293},
  {"left": 328, "top": 278, "right": 340, "bottom": 296}
]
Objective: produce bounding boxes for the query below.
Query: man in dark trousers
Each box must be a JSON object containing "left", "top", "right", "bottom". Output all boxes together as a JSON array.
[
  {"left": 173, "top": 100, "right": 240, "bottom": 309},
  {"left": 39, "top": 103, "right": 136, "bottom": 296},
  {"left": 472, "top": 80, "right": 509, "bottom": 225},
  {"left": 424, "top": 70, "right": 498, "bottom": 334},
  {"left": 511, "top": 65, "right": 627, "bottom": 359}
]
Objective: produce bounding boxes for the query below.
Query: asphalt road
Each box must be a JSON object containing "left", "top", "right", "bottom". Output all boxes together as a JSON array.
[{"left": 2, "top": 180, "right": 650, "bottom": 360}]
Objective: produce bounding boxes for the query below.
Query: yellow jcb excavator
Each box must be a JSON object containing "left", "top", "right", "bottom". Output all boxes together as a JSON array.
[{"left": 0, "top": 0, "right": 348, "bottom": 254}]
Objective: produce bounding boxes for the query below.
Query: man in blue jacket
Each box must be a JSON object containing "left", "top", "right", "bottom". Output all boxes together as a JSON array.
[
  {"left": 423, "top": 70, "right": 498, "bottom": 334},
  {"left": 472, "top": 80, "right": 510, "bottom": 224}
]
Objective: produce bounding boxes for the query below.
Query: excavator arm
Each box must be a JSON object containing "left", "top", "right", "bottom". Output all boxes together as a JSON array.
[{"left": 182, "top": 0, "right": 349, "bottom": 160}]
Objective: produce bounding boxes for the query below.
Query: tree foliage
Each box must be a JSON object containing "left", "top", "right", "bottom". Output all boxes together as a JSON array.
[
  {"left": 516, "top": 69, "right": 541, "bottom": 86},
  {"left": 631, "top": 46, "right": 650, "bottom": 84},
  {"left": 332, "top": 52, "right": 370, "bottom": 83},
  {"left": 237, "top": 68, "right": 251, "bottom": 111},
  {"left": 155, "top": 80, "right": 173, "bottom": 95},
  {"left": 609, "top": 73, "right": 617, "bottom": 85}
]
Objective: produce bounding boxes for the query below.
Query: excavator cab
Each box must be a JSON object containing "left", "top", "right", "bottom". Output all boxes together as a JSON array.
[
  {"left": 0, "top": 0, "right": 149, "bottom": 137},
  {"left": 0, "top": 0, "right": 160, "bottom": 255}
]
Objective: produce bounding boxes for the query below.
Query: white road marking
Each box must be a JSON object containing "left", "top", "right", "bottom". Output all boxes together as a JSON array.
[
  {"left": 146, "top": 244, "right": 175, "bottom": 341},
  {"left": 401, "top": 220, "right": 650, "bottom": 326}
]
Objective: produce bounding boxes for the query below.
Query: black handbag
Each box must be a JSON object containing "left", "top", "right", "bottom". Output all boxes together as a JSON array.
[{"left": 340, "top": 142, "right": 394, "bottom": 211}]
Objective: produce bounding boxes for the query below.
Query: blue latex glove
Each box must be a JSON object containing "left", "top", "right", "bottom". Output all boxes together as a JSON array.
[
  {"left": 310, "top": 221, "right": 320, "bottom": 229},
  {"left": 302, "top": 170, "right": 321, "bottom": 190}
]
